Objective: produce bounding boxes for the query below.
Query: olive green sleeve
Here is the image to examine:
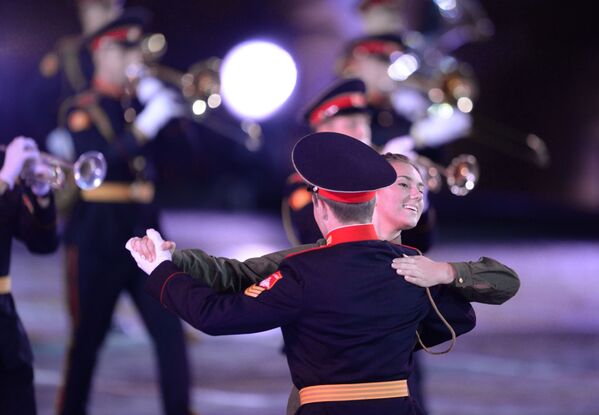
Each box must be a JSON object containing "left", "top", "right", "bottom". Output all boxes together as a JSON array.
[
  {"left": 172, "top": 240, "right": 323, "bottom": 294},
  {"left": 449, "top": 257, "right": 520, "bottom": 305}
]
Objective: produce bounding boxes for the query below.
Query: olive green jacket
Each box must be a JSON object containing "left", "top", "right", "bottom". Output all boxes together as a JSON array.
[{"left": 173, "top": 239, "right": 520, "bottom": 305}]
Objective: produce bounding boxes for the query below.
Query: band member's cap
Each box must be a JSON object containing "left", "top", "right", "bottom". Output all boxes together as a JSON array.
[
  {"left": 85, "top": 7, "right": 150, "bottom": 50},
  {"left": 302, "top": 78, "right": 369, "bottom": 128}
]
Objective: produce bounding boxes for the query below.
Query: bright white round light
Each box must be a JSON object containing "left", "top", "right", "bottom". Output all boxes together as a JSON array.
[
  {"left": 207, "top": 93, "right": 222, "bottom": 109},
  {"left": 220, "top": 40, "right": 297, "bottom": 120},
  {"left": 192, "top": 99, "right": 207, "bottom": 115},
  {"left": 457, "top": 97, "right": 474, "bottom": 113}
]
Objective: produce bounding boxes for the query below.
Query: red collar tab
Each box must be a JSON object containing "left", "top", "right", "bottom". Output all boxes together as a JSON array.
[
  {"left": 352, "top": 40, "right": 402, "bottom": 59},
  {"left": 317, "top": 188, "right": 376, "bottom": 203},
  {"left": 309, "top": 92, "right": 367, "bottom": 127},
  {"left": 326, "top": 224, "right": 378, "bottom": 246},
  {"left": 90, "top": 26, "right": 141, "bottom": 51},
  {"left": 359, "top": 0, "right": 396, "bottom": 11},
  {"left": 92, "top": 78, "right": 125, "bottom": 98}
]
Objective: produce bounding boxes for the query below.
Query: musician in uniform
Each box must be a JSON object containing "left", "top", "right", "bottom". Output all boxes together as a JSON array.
[
  {"left": 56, "top": 9, "right": 192, "bottom": 415},
  {"left": 0, "top": 136, "right": 58, "bottom": 414},
  {"left": 127, "top": 132, "right": 477, "bottom": 414}
]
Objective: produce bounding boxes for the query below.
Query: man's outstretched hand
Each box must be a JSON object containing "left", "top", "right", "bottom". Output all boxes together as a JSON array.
[{"left": 125, "top": 228, "right": 174, "bottom": 275}]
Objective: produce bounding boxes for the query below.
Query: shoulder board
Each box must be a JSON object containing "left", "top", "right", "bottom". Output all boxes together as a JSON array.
[
  {"left": 284, "top": 244, "right": 330, "bottom": 260},
  {"left": 60, "top": 91, "right": 115, "bottom": 140},
  {"left": 66, "top": 108, "right": 92, "bottom": 133},
  {"left": 58, "top": 90, "right": 98, "bottom": 123},
  {"left": 287, "top": 187, "right": 312, "bottom": 211}
]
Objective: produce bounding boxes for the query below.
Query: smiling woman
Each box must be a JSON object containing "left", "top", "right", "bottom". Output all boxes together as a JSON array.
[{"left": 373, "top": 153, "right": 425, "bottom": 241}]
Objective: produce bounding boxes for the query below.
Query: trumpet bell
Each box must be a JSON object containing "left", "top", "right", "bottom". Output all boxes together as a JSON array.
[
  {"left": 446, "top": 154, "right": 479, "bottom": 196},
  {"left": 73, "top": 151, "right": 107, "bottom": 190},
  {"left": 421, "top": 163, "right": 443, "bottom": 193},
  {"left": 20, "top": 151, "right": 107, "bottom": 191}
]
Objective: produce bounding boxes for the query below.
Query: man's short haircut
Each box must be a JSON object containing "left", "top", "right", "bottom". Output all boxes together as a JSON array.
[{"left": 314, "top": 193, "right": 376, "bottom": 224}]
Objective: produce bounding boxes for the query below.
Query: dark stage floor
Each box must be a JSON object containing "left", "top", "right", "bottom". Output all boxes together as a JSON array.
[{"left": 9, "top": 211, "right": 599, "bottom": 415}]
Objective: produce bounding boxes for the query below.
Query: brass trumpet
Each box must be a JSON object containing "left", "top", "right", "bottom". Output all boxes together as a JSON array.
[
  {"left": 0, "top": 146, "right": 107, "bottom": 190},
  {"left": 416, "top": 154, "right": 479, "bottom": 196}
]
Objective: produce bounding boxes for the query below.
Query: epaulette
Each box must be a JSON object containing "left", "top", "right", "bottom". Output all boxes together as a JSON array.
[
  {"left": 57, "top": 91, "right": 96, "bottom": 126},
  {"left": 284, "top": 172, "right": 311, "bottom": 211},
  {"left": 284, "top": 244, "right": 329, "bottom": 260},
  {"left": 58, "top": 90, "right": 115, "bottom": 141}
]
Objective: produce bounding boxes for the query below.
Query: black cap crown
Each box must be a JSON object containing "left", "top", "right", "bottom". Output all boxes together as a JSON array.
[
  {"left": 85, "top": 7, "right": 151, "bottom": 49},
  {"left": 292, "top": 132, "right": 396, "bottom": 203}
]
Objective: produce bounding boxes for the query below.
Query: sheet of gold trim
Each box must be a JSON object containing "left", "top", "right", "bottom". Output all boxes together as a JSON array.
[
  {"left": 299, "top": 379, "right": 409, "bottom": 405},
  {"left": 81, "top": 182, "right": 154, "bottom": 203},
  {"left": 0, "top": 275, "right": 11, "bottom": 294}
]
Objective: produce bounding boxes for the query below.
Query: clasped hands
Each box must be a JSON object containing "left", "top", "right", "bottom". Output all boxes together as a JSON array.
[{"left": 125, "top": 229, "right": 176, "bottom": 275}]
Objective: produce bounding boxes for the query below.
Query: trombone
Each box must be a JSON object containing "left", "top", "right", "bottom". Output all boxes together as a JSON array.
[
  {"left": 0, "top": 146, "right": 107, "bottom": 191},
  {"left": 130, "top": 33, "right": 263, "bottom": 151}
]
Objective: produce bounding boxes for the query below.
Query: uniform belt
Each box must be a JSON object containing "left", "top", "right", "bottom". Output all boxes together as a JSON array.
[
  {"left": 0, "top": 275, "right": 11, "bottom": 294},
  {"left": 81, "top": 182, "right": 155, "bottom": 204},
  {"left": 299, "top": 379, "right": 409, "bottom": 406}
]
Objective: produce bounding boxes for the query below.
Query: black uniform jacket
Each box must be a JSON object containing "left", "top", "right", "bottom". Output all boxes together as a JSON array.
[
  {"left": 147, "top": 224, "right": 475, "bottom": 413},
  {"left": 1, "top": 184, "right": 57, "bottom": 275},
  {"left": 62, "top": 89, "right": 161, "bottom": 248}
]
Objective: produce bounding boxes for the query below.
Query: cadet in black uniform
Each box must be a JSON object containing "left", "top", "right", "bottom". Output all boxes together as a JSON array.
[
  {"left": 128, "top": 132, "right": 476, "bottom": 414},
  {"left": 0, "top": 136, "right": 58, "bottom": 414},
  {"left": 56, "top": 10, "right": 192, "bottom": 415},
  {"left": 140, "top": 152, "right": 518, "bottom": 415}
]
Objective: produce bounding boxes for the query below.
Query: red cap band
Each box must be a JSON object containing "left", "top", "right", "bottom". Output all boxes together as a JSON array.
[
  {"left": 359, "top": 0, "right": 396, "bottom": 11},
  {"left": 309, "top": 93, "right": 368, "bottom": 127},
  {"left": 90, "top": 28, "right": 134, "bottom": 50},
  {"left": 318, "top": 188, "right": 376, "bottom": 203},
  {"left": 352, "top": 40, "right": 402, "bottom": 58}
]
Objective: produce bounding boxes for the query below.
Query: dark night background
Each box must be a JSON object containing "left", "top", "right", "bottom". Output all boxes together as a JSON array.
[{"left": 1, "top": 0, "right": 598, "bottom": 236}]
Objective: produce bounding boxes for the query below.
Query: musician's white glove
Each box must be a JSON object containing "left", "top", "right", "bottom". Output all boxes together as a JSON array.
[
  {"left": 410, "top": 109, "right": 472, "bottom": 148},
  {"left": 125, "top": 228, "right": 172, "bottom": 275},
  {"left": 0, "top": 136, "right": 40, "bottom": 189},
  {"left": 135, "top": 76, "right": 164, "bottom": 105},
  {"left": 133, "top": 78, "right": 187, "bottom": 140},
  {"left": 390, "top": 88, "right": 430, "bottom": 122}
]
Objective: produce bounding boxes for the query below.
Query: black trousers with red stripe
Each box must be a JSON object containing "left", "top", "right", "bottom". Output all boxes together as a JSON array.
[{"left": 58, "top": 244, "right": 190, "bottom": 415}]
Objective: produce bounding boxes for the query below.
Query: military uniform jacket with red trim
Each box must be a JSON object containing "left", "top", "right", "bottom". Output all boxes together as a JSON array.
[
  {"left": 145, "top": 224, "right": 475, "bottom": 410},
  {"left": 61, "top": 89, "right": 162, "bottom": 247}
]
